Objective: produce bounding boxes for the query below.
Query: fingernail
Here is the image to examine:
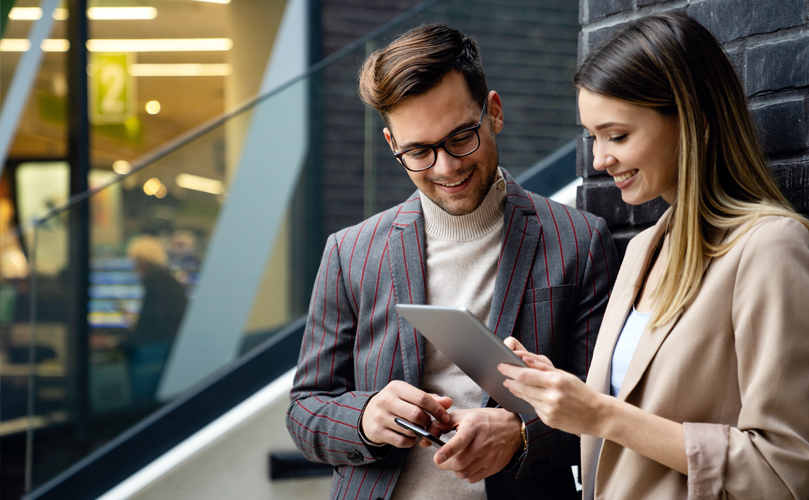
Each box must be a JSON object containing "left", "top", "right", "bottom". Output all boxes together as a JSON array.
[
  {"left": 461, "top": 471, "right": 469, "bottom": 479},
  {"left": 441, "top": 414, "right": 450, "bottom": 423},
  {"left": 436, "top": 453, "right": 446, "bottom": 464}
]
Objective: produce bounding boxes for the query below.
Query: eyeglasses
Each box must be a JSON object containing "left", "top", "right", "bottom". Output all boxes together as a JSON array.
[{"left": 391, "top": 101, "right": 488, "bottom": 172}]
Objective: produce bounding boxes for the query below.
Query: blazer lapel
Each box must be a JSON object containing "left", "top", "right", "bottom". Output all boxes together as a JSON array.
[
  {"left": 616, "top": 217, "right": 729, "bottom": 402},
  {"left": 581, "top": 209, "right": 671, "bottom": 494},
  {"left": 389, "top": 193, "right": 428, "bottom": 388},
  {"left": 488, "top": 176, "right": 541, "bottom": 340}
]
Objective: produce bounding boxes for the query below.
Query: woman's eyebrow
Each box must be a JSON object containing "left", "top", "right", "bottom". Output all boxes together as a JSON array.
[{"left": 595, "top": 121, "right": 624, "bottom": 130}]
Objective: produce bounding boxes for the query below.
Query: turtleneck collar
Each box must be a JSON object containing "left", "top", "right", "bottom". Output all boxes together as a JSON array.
[{"left": 420, "top": 168, "right": 506, "bottom": 242}]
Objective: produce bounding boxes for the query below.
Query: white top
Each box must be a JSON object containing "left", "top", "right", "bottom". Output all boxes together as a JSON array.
[{"left": 610, "top": 307, "right": 651, "bottom": 397}]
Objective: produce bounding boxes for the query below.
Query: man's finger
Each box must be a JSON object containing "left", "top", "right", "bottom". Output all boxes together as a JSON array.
[
  {"left": 400, "top": 386, "right": 451, "bottom": 423},
  {"left": 434, "top": 426, "right": 475, "bottom": 466}
]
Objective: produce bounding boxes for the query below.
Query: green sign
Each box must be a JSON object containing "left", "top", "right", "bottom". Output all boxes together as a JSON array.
[{"left": 89, "top": 53, "right": 136, "bottom": 125}]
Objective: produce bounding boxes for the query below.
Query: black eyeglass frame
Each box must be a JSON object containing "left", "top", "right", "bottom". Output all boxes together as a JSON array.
[{"left": 391, "top": 100, "right": 488, "bottom": 172}]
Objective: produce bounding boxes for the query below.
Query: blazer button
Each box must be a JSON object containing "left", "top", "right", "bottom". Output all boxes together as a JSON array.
[{"left": 347, "top": 449, "right": 363, "bottom": 464}]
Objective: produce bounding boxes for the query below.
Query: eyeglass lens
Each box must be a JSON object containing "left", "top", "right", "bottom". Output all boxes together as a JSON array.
[{"left": 401, "top": 129, "right": 480, "bottom": 170}]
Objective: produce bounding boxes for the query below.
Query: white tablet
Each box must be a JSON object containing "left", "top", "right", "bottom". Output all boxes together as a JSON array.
[{"left": 395, "top": 304, "right": 537, "bottom": 416}]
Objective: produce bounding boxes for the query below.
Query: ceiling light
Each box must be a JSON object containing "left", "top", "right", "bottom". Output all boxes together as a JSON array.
[
  {"left": 10, "top": 7, "right": 158, "bottom": 20},
  {"left": 1, "top": 38, "right": 230, "bottom": 53},
  {"left": 0, "top": 39, "right": 70, "bottom": 52},
  {"left": 145, "top": 101, "right": 161, "bottom": 114},
  {"left": 41, "top": 39, "right": 70, "bottom": 52},
  {"left": 112, "top": 160, "right": 132, "bottom": 175},
  {"left": 129, "top": 63, "right": 232, "bottom": 77},
  {"left": 143, "top": 178, "right": 163, "bottom": 196},
  {"left": 8, "top": 7, "right": 44, "bottom": 20},
  {"left": 175, "top": 174, "right": 224, "bottom": 195},
  {"left": 86, "top": 38, "right": 233, "bottom": 52},
  {"left": 190, "top": 0, "right": 232, "bottom": 4},
  {"left": 0, "top": 39, "right": 30, "bottom": 51},
  {"left": 87, "top": 7, "right": 158, "bottom": 20},
  {"left": 8, "top": 7, "right": 68, "bottom": 20}
]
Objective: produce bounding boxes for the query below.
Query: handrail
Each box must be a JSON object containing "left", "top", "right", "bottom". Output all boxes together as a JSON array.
[
  {"left": 25, "top": 317, "right": 307, "bottom": 500},
  {"left": 27, "top": 0, "right": 443, "bottom": 227}
]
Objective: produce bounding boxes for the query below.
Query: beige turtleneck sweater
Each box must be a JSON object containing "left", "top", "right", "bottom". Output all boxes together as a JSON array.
[{"left": 391, "top": 169, "right": 506, "bottom": 500}]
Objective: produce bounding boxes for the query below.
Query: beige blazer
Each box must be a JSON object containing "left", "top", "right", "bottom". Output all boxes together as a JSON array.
[{"left": 581, "top": 209, "right": 809, "bottom": 500}]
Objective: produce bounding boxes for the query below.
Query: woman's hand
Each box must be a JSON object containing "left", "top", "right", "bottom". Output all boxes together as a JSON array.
[{"left": 499, "top": 337, "right": 610, "bottom": 437}]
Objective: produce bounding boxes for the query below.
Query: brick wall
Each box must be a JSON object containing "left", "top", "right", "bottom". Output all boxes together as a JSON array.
[{"left": 577, "top": 0, "right": 809, "bottom": 258}]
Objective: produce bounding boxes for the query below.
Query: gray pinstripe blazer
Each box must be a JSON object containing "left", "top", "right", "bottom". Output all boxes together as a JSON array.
[{"left": 287, "top": 170, "right": 619, "bottom": 500}]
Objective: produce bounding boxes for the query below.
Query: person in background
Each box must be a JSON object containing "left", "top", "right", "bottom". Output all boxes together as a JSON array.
[
  {"left": 287, "top": 23, "right": 619, "bottom": 500},
  {"left": 124, "top": 235, "right": 186, "bottom": 402},
  {"left": 499, "top": 11, "right": 809, "bottom": 499}
]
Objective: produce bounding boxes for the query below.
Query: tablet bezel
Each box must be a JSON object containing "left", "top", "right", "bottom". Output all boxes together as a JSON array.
[{"left": 395, "top": 304, "right": 537, "bottom": 416}]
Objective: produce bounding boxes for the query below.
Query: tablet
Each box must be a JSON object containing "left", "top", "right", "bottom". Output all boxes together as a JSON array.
[{"left": 395, "top": 304, "right": 537, "bottom": 416}]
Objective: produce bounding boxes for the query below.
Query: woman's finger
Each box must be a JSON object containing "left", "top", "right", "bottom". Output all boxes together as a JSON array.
[
  {"left": 504, "top": 337, "right": 527, "bottom": 352},
  {"left": 498, "top": 363, "right": 552, "bottom": 389}
]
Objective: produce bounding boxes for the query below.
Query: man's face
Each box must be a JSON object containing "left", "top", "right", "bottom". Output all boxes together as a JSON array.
[{"left": 384, "top": 71, "right": 504, "bottom": 216}]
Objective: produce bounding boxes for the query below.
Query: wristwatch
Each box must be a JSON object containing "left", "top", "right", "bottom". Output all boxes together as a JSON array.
[{"left": 520, "top": 420, "right": 527, "bottom": 451}]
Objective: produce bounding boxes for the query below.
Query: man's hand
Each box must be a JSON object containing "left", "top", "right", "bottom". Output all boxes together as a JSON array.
[
  {"left": 427, "top": 408, "right": 522, "bottom": 483},
  {"left": 361, "top": 380, "right": 452, "bottom": 448}
]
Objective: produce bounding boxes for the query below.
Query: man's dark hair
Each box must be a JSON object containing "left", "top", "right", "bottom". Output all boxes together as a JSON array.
[{"left": 358, "top": 24, "right": 488, "bottom": 121}]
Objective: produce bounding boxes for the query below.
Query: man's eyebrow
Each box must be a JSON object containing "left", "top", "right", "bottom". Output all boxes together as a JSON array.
[{"left": 396, "top": 119, "right": 479, "bottom": 150}]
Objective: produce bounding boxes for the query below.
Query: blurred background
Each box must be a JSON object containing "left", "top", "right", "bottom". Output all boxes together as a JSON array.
[
  {"left": 0, "top": 0, "right": 583, "bottom": 498},
  {"left": 4, "top": 0, "right": 809, "bottom": 498}
]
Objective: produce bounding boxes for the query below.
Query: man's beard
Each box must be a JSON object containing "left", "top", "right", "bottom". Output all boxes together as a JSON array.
[
  {"left": 426, "top": 162, "right": 499, "bottom": 216},
  {"left": 425, "top": 143, "right": 500, "bottom": 216}
]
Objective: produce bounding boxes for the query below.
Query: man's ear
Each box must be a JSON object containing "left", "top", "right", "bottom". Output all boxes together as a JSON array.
[
  {"left": 383, "top": 127, "right": 395, "bottom": 152},
  {"left": 487, "top": 91, "right": 504, "bottom": 134}
]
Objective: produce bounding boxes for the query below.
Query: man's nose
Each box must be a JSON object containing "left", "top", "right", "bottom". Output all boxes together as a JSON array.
[{"left": 431, "top": 148, "right": 463, "bottom": 176}]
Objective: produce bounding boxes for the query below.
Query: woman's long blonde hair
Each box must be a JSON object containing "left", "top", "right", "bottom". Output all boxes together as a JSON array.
[{"left": 575, "top": 11, "right": 809, "bottom": 328}]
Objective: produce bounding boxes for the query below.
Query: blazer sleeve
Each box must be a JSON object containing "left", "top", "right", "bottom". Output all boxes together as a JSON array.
[
  {"left": 513, "top": 215, "right": 620, "bottom": 477},
  {"left": 683, "top": 217, "right": 809, "bottom": 499},
  {"left": 286, "top": 233, "right": 381, "bottom": 467}
]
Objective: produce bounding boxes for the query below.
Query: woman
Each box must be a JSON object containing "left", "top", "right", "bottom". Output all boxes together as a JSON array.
[{"left": 498, "top": 11, "right": 809, "bottom": 499}]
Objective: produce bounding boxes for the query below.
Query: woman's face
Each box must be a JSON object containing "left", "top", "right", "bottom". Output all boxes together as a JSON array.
[{"left": 578, "top": 89, "right": 680, "bottom": 205}]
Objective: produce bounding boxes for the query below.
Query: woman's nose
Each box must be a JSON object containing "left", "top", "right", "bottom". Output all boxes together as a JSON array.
[{"left": 591, "top": 140, "right": 615, "bottom": 171}]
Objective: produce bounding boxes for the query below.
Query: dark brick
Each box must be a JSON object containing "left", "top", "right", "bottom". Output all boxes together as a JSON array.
[
  {"left": 584, "top": 21, "right": 628, "bottom": 56},
  {"left": 629, "top": 197, "right": 670, "bottom": 225},
  {"left": 724, "top": 48, "right": 743, "bottom": 79},
  {"left": 582, "top": 0, "right": 633, "bottom": 23},
  {"left": 577, "top": 181, "right": 629, "bottom": 227},
  {"left": 746, "top": 37, "right": 809, "bottom": 95},
  {"left": 576, "top": 134, "right": 609, "bottom": 178},
  {"left": 608, "top": 229, "right": 642, "bottom": 263},
  {"left": 751, "top": 100, "right": 806, "bottom": 155},
  {"left": 772, "top": 162, "right": 809, "bottom": 216},
  {"left": 689, "top": 0, "right": 804, "bottom": 44}
]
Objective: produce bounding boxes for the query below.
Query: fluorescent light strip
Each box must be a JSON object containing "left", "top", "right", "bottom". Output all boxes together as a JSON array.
[
  {"left": 175, "top": 174, "right": 224, "bottom": 195},
  {"left": 0, "top": 38, "right": 232, "bottom": 53},
  {"left": 8, "top": 7, "right": 67, "bottom": 20},
  {"left": 86, "top": 38, "right": 233, "bottom": 52},
  {"left": 129, "top": 63, "right": 232, "bottom": 77},
  {"left": 87, "top": 7, "right": 158, "bottom": 20},
  {"left": 0, "top": 39, "right": 70, "bottom": 52},
  {"left": 190, "top": 0, "right": 232, "bottom": 4},
  {"left": 9, "top": 7, "right": 157, "bottom": 20}
]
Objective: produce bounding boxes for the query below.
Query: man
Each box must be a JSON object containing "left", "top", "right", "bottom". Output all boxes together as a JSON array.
[{"left": 287, "top": 24, "right": 618, "bottom": 499}]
